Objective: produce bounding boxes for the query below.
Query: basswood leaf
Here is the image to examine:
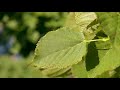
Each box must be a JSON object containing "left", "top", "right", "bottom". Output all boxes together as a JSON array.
[
  {"left": 88, "top": 12, "right": 120, "bottom": 77},
  {"left": 32, "top": 26, "right": 87, "bottom": 69}
]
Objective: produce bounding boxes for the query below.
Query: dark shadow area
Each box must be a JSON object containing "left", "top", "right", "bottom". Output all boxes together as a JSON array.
[{"left": 85, "top": 42, "right": 99, "bottom": 71}]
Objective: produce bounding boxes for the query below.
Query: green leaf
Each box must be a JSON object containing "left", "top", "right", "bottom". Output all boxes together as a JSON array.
[
  {"left": 88, "top": 12, "right": 120, "bottom": 78},
  {"left": 32, "top": 26, "right": 87, "bottom": 69},
  {"left": 71, "top": 60, "right": 88, "bottom": 78}
]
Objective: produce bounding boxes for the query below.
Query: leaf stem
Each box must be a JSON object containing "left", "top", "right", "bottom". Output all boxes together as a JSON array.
[{"left": 84, "top": 36, "right": 110, "bottom": 43}]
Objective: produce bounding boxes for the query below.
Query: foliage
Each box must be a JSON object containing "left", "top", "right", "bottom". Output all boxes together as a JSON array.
[
  {"left": 30, "top": 12, "right": 120, "bottom": 78},
  {"left": 1, "top": 12, "right": 120, "bottom": 78},
  {"left": 0, "top": 56, "right": 46, "bottom": 78},
  {"left": 0, "top": 12, "right": 68, "bottom": 57}
]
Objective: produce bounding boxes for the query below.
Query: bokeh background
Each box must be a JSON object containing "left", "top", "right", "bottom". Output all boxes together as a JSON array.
[{"left": 0, "top": 12, "right": 68, "bottom": 78}]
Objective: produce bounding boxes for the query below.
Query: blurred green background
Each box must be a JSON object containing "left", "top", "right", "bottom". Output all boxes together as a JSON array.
[{"left": 0, "top": 12, "right": 68, "bottom": 78}]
